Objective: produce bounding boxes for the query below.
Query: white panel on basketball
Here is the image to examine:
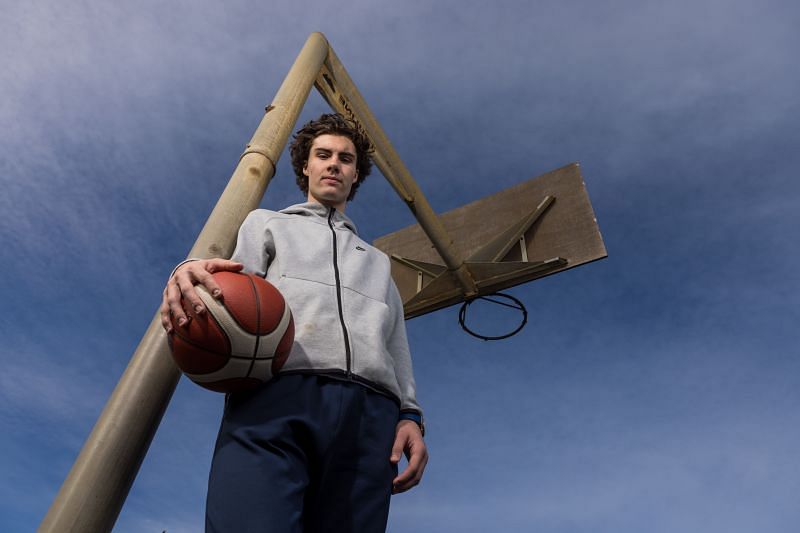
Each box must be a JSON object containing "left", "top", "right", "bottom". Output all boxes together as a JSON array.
[
  {"left": 256, "top": 304, "right": 292, "bottom": 358},
  {"left": 185, "top": 355, "right": 256, "bottom": 384},
  {"left": 196, "top": 286, "right": 291, "bottom": 360},
  {"left": 248, "top": 358, "right": 275, "bottom": 382}
]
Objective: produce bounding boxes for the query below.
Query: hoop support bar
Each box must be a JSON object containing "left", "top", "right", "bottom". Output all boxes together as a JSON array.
[{"left": 313, "top": 46, "right": 479, "bottom": 299}]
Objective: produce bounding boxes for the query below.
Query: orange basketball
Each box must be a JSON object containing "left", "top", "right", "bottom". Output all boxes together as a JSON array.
[{"left": 168, "top": 271, "right": 294, "bottom": 393}]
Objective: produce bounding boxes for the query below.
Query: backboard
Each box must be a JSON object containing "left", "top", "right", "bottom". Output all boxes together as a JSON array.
[{"left": 374, "top": 162, "right": 607, "bottom": 319}]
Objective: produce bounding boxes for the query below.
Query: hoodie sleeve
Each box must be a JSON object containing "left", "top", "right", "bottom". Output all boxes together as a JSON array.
[
  {"left": 230, "top": 210, "right": 275, "bottom": 277},
  {"left": 386, "top": 279, "right": 423, "bottom": 417}
]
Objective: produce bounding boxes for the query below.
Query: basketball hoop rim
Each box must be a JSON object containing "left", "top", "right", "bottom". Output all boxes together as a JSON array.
[{"left": 458, "top": 292, "right": 528, "bottom": 341}]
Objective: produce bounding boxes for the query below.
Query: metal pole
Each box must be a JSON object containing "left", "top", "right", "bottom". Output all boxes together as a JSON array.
[
  {"left": 40, "top": 32, "right": 329, "bottom": 533},
  {"left": 314, "top": 46, "right": 479, "bottom": 298}
]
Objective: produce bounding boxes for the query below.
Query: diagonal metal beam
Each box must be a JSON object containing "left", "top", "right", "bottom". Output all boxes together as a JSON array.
[
  {"left": 390, "top": 255, "right": 447, "bottom": 278},
  {"left": 468, "top": 195, "right": 555, "bottom": 262},
  {"left": 313, "top": 44, "right": 479, "bottom": 299}
]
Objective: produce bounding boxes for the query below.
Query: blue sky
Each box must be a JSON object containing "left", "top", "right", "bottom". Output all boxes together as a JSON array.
[{"left": 2, "top": 1, "right": 799, "bottom": 531}]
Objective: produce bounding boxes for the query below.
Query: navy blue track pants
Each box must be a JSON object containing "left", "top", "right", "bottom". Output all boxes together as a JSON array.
[{"left": 206, "top": 374, "right": 400, "bottom": 533}]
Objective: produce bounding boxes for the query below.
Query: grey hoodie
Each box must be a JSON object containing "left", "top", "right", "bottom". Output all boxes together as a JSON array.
[{"left": 230, "top": 202, "right": 422, "bottom": 416}]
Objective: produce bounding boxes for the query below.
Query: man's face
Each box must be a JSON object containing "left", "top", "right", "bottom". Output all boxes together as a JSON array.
[{"left": 303, "top": 134, "right": 358, "bottom": 212}]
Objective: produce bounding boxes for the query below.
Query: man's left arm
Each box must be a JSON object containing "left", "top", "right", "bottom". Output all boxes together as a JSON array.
[
  {"left": 391, "top": 419, "right": 428, "bottom": 494},
  {"left": 385, "top": 282, "right": 428, "bottom": 493}
]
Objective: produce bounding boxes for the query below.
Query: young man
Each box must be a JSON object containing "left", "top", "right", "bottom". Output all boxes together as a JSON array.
[{"left": 160, "top": 114, "right": 427, "bottom": 532}]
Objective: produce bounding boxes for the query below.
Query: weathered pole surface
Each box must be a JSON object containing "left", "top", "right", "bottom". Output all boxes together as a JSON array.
[
  {"left": 314, "top": 47, "right": 479, "bottom": 298},
  {"left": 40, "top": 32, "right": 329, "bottom": 533}
]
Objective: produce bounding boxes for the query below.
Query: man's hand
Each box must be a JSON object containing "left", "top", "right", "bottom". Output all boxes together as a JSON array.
[
  {"left": 160, "top": 258, "right": 243, "bottom": 333},
  {"left": 390, "top": 419, "right": 428, "bottom": 494}
]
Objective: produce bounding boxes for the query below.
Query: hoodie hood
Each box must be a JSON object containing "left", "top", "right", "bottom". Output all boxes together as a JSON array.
[{"left": 279, "top": 202, "right": 359, "bottom": 235}]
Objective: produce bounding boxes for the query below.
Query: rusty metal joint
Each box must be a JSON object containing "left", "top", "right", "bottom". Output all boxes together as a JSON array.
[{"left": 453, "top": 263, "right": 479, "bottom": 298}]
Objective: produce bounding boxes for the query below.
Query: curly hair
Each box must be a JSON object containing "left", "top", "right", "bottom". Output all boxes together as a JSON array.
[{"left": 289, "top": 113, "right": 373, "bottom": 202}]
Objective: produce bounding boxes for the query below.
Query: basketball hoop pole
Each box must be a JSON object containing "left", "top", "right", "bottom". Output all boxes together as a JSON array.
[{"left": 40, "top": 33, "right": 329, "bottom": 533}]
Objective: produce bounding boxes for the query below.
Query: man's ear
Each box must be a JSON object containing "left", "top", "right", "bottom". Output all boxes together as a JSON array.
[{"left": 302, "top": 162, "right": 309, "bottom": 176}]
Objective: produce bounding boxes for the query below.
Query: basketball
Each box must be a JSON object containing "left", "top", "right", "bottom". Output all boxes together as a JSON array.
[{"left": 168, "top": 271, "right": 294, "bottom": 393}]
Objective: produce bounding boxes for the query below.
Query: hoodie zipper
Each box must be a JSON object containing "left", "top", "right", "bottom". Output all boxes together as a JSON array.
[{"left": 328, "top": 208, "right": 353, "bottom": 377}]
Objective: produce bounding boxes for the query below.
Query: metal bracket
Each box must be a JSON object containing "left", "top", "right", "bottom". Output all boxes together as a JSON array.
[{"left": 390, "top": 196, "right": 567, "bottom": 311}]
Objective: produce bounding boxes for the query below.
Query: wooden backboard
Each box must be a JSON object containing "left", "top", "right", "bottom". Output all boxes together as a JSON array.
[{"left": 373, "top": 162, "right": 607, "bottom": 318}]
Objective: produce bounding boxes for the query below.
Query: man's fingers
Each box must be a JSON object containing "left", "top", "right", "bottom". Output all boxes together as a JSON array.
[
  {"left": 206, "top": 258, "right": 244, "bottom": 275},
  {"left": 391, "top": 424, "right": 428, "bottom": 494},
  {"left": 175, "top": 276, "right": 205, "bottom": 317},
  {"left": 390, "top": 435, "right": 404, "bottom": 464},
  {"left": 393, "top": 449, "right": 427, "bottom": 492},
  {"left": 159, "top": 298, "right": 173, "bottom": 333},
  {"left": 192, "top": 268, "right": 224, "bottom": 301},
  {"left": 166, "top": 280, "right": 191, "bottom": 327},
  {"left": 393, "top": 466, "right": 417, "bottom": 493},
  {"left": 161, "top": 259, "right": 245, "bottom": 333},
  {"left": 393, "top": 461, "right": 423, "bottom": 493},
  {"left": 204, "top": 258, "right": 244, "bottom": 292},
  {"left": 184, "top": 259, "right": 243, "bottom": 300}
]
